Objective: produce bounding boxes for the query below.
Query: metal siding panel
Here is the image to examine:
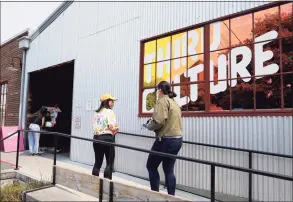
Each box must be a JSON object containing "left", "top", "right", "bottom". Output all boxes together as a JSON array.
[
  {"left": 26, "top": 3, "right": 78, "bottom": 73},
  {"left": 36, "top": 14, "right": 64, "bottom": 69},
  {"left": 61, "top": 2, "right": 79, "bottom": 62},
  {"left": 24, "top": 1, "right": 292, "bottom": 201},
  {"left": 25, "top": 37, "right": 39, "bottom": 72}
]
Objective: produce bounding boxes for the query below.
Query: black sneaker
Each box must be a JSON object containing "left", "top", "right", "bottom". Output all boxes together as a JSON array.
[
  {"left": 36, "top": 153, "right": 42, "bottom": 156},
  {"left": 30, "top": 153, "right": 35, "bottom": 156}
]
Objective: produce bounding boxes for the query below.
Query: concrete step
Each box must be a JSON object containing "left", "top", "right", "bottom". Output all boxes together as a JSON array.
[
  {"left": 54, "top": 165, "right": 191, "bottom": 201},
  {"left": 24, "top": 185, "right": 99, "bottom": 201}
]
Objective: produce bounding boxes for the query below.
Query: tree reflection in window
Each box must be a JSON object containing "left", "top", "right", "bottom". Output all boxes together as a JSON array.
[
  {"left": 256, "top": 75, "right": 281, "bottom": 109},
  {"left": 283, "top": 74, "right": 293, "bottom": 108}
]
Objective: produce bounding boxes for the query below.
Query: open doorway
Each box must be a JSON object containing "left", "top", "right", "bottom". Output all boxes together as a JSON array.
[{"left": 28, "top": 61, "right": 74, "bottom": 155}]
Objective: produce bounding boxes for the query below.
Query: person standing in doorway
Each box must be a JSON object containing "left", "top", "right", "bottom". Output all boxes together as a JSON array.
[
  {"left": 28, "top": 107, "right": 47, "bottom": 156},
  {"left": 49, "top": 104, "right": 61, "bottom": 127},
  {"left": 144, "top": 81, "right": 183, "bottom": 196},
  {"left": 92, "top": 93, "right": 119, "bottom": 179}
]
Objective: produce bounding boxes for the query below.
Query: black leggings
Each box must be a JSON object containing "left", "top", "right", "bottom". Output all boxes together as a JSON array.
[{"left": 92, "top": 134, "right": 115, "bottom": 179}]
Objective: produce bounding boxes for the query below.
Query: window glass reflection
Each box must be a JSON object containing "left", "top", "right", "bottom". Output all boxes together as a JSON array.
[
  {"left": 230, "top": 45, "right": 253, "bottom": 80},
  {"left": 231, "top": 79, "right": 254, "bottom": 110},
  {"left": 171, "top": 58, "right": 188, "bottom": 84},
  {"left": 144, "top": 40, "right": 156, "bottom": 64},
  {"left": 157, "top": 37, "right": 171, "bottom": 62},
  {"left": 210, "top": 49, "right": 229, "bottom": 82},
  {"left": 283, "top": 74, "right": 292, "bottom": 108},
  {"left": 142, "top": 88, "right": 156, "bottom": 113},
  {"left": 256, "top": 75, "right": 281, "bottom": 109},
  {"left": 188, "top": 55, "right": 204, "bottom": 83},
  {"left": 282, "top": 37, "right": 293, "bottom": 72},
  {"left": 188, "top": 27, "right": 204, "bottom": 55},
  {"left": 231, "top": 14, "right": 253, "bottom": 47},
  {"left": 156, "top": 61, "right": 171, "bottom": 85},
  {"left": 143, "top": 64, "right": 156, "bottom": 87},
  {"left": 210, "top": 20, "right": 230, "bottom": 51},
  {"left": 177, "top": 85, "right": 188, "bottom": 112},
  {"left": 186, "top": 83, "right": 206, "bottom": 111},
  {"left": 254, "top": 6, "right": 279, "bottom": 39},
  {"left": 255, "top": 39, "right": 280, "bottom": 76},
  {"left": 280, "top": 3, "right": 293, "bottom": 37},
  {"left": 210, "top": 83, "right": 230, "bottom": 111},
  {"left": 172, "top": 32, "right": 187, "bottom": 59}
]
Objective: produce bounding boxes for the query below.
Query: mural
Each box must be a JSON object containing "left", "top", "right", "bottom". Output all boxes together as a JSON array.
[{"left": 141, "top": 3, "right": 292, "bottom": 113}]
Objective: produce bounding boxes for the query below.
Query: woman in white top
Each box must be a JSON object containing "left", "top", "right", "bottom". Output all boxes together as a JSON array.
[{"left": 92, "top": 93, "right": 119, "bottom": 179}]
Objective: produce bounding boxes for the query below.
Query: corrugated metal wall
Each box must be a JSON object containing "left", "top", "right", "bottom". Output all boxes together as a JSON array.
[{"left": 25, "top": 1, "right": 292, "bottom": 201}]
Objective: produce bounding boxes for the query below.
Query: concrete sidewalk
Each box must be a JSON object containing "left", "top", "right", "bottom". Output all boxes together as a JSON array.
[{"left": 0, "top": 151, "right": 209, "bottom": 201}]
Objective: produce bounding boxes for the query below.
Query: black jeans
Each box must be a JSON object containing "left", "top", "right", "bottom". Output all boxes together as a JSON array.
[
  {"left": 146, "top": 137, "right": 182, "bottom": 195},
  {"left": 92, "top": 134, "right": 115, "bottom": 179}
]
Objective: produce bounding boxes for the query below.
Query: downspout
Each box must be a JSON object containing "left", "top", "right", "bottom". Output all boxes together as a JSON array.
[
  {"left": 21, "top": 59, "right": 29, "bottom": 150},
  {"left": 17, "top": 35, "right": 30, "bottom": 149},
  {"left": 22, "top": 71, "right": 29, "bottom": 130},
  {"left": 18, "top": 50, "right": 26, "bottom": 128}
]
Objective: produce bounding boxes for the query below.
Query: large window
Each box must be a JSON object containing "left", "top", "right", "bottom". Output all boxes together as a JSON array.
[
  {"left": 0, "top": 83, "right": 7, "bottom": 126},
  {"left": 139, "top": 2, "right": 292, "bottom": 116}
]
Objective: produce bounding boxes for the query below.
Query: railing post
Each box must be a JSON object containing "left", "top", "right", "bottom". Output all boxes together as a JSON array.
[
  {"left": 109, "top": 181, "right": 114, "bottom": 202},
  {"left": 248, "top": 152, "right": 252, "bottom": 202},
  {"left": 52, "top": 135, "right": 58, "bottom": 185},
  {"left": 15, "top": 130, "right": 21, "bottom": 170},
  {"left": 99, "top": 179, "right": 103, "bottom": 202},
  {"left": 109, "top": 145, "right": 113, "bottom": 180},
  {"left": 210, "top": 165, "right": 215, "bottom": 202}
]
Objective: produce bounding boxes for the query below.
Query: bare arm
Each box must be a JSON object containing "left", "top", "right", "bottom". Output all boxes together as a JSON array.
[{"left": 41, "top": 117, "right": 45, "bottom": 128}]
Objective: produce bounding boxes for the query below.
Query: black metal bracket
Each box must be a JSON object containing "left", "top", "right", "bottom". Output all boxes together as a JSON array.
[
  {"left": 99, "top": 178, "right": 103, "bottom": 202},
  {"left": 109, "top": 181, "right": 114, "bottom": 202}
]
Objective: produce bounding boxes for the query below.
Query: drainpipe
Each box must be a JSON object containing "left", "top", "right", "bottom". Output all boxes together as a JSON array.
[
  {"left": 17, "top": 36, "right": 30, "bottom": 148},
  {"left": 21, "top": 71, "right": 29, "bottom": 130},
  {"left": 18, "top": 50, "right": 26, "bottom": 127}
]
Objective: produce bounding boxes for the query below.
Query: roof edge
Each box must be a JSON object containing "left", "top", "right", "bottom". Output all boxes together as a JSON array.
[
  {"left": 29, "top": 0, "right": 74, "bottom": 42},
  {"left": 1, "top": 28, "right": 29, "bottom": 47}
]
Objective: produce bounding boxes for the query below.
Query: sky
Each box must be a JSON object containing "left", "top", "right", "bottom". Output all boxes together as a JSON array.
[{"left": 1, "top": 0, "right": 62, "bottom": 43}]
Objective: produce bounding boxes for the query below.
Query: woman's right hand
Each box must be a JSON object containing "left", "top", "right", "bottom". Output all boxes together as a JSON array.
[{"left": 108, "top": 124, "right": 119, "bottom": 134}]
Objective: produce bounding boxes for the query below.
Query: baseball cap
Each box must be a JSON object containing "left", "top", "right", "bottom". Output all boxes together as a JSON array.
[{"left": 100, "top": 93, "right": 118, "bottom": 102}]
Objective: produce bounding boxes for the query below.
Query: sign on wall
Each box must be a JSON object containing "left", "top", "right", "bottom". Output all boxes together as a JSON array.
[
  {"left": 141, "top": 3, "right": 293, "bottom": 114},
  {"left": 86, "top": 100, "right": 92, "bottom": 111},
  {"left": 74, "top": 117, "right": 81, "bottom": 129},
  {"left": 75, "top": 100, "right": 82, "bottom": 108}
]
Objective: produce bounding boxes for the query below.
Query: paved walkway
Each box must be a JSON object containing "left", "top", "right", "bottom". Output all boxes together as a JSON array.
[
  {"left": 1, "top": 162, "right": 13, "bottom": 170},
  {"left": 0, "top": 151, "right": 209, "bottom": 201}
]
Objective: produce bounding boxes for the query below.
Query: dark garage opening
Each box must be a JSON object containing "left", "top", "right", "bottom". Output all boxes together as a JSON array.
[{"left": 28, "top": 61, "right": 74, "bottom": 154}]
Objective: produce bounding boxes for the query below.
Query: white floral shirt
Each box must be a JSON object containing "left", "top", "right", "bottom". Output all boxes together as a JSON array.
[{"left": 92, "top": 108, "right": 117, "bottom": 135}]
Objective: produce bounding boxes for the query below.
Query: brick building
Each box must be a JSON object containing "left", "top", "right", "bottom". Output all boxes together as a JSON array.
[{"left": 0, "top": 29, "right": 29, "bottom": 127}]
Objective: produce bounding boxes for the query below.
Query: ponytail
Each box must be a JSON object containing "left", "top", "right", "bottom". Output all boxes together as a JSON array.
[
  {"left": 157, "top": 81, "right": 178, "bottom": 99},
  {"left": 168, "top": 91, "right": 177, "bottom": 98},
  {"left": 95, "top": 99, "right": 111, "bottom": 113}
]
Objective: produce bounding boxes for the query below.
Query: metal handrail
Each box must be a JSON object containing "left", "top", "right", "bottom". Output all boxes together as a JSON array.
[
  {"left": 18, "top": 129, "right": 292, "bottom": 180},
  {"left": 0, "top": 131, "right": 18, "bottom": 142},
  {"left": 118, "top": 132, "right": 293, "bottom": 159},
  {"left": 1, "top": 130, "right": 293, "bottom": 202}
]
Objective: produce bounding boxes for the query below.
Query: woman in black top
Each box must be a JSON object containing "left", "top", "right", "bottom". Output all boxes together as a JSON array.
[{"left": 28, "top": 107, "right": 47, "bottom": 156}]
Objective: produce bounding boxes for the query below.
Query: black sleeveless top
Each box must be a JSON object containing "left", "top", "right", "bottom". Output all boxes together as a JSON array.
[
  {"left": 33, "top": 114, "right": 51, "bottom": 129},
  {"left": 34, "top": 116, "right": 43, "bottom": 127}
]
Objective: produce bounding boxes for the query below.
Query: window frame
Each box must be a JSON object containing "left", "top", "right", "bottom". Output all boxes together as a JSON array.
[
  {"left": 138, "top": 1, "right": 293, "bottom": 117},
  {"left": 0, "top": 82, "right": 8, "bottom": 126}
]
